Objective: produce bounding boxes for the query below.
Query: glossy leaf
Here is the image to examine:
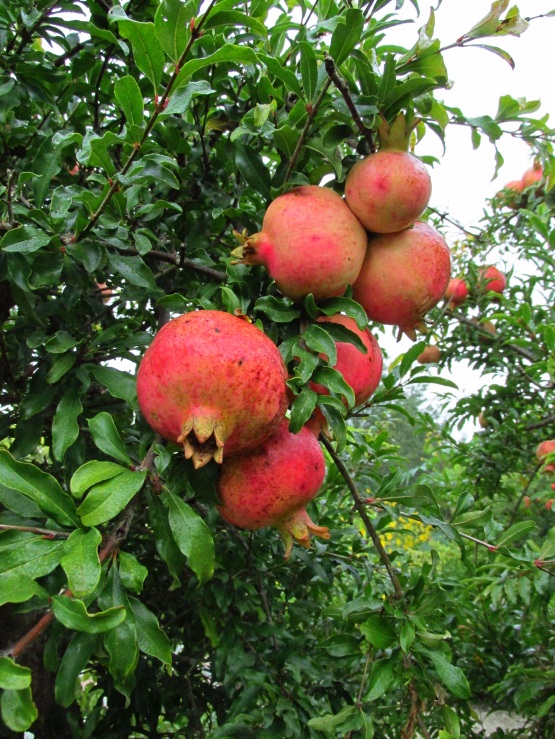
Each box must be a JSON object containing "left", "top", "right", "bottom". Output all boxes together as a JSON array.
[
  {"left": 52, "top": 595, "right": 127, "bottom": 633},
  {"left": 88, "top": 412, "right": 132, "bottom": 465},
  {"left": 0, "top": 659, "right": 31, "bottom": 691},
  {"left": 70, "top": 461, "right": 128, "bottom": 499},
  {"left": 77, "top": 470, "right": 146, "bottom": 527},
  {"left": 55, "top": 632, "right": 97, "bottom": 707},
  {"left": 166, "top": 491, "right": 215, "bottom": 585},
  {"left": 60, "top": 528, "right": 102, "bottom": 597},
  {"left": 52, "top": 387, "right": 83, "bottom": 461},
  {"left": 0, "top": 688, "right": 38, "bottom": 732}
]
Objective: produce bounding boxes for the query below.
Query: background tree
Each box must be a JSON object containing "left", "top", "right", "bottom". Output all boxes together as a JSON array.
[{"left": 1, "top": 1, "right": 555, "bottom": 737}]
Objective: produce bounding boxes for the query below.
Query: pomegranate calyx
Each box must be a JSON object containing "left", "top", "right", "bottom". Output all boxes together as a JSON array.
[
  {"left": 377, "top": 112, "right": 419, "bottom": 152},
  {"left": 277, "top": 508, "right": 330, "bottom": 559},
  {"left": 178, "top": 414, "right": 229, "bottom": 469}
]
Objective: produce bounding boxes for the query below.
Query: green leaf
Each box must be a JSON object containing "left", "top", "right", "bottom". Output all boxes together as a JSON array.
[
  {"left": 70, "top": 461, "right": 128, "bottom": 499},
  {"left": 104, "top": 619, "right": 139, "bottom": 683},
  {"left": 203, "top": 10, "right": 267, "bottom": 38},
  {"left": 52, "top": 387, "right": 82, "bottom": 461},
  {"left": 255, "top": 295, "right": 300, "bottom": 323},
  {"left": 166, "top": 491, "right": 215, "bottom": 585},
  {"left": 159, "top": 80, "right": 214, "bottom": 119},
  {"left": 289, "top": 387, "right": 319, "bottom": 433},
  {"left": 52, "top": 595, "right": 126, "bottom": 633},
  {"left": 311, "top": 366, "right": 355, "bottom": 409},
  {"left": 90, "top": 365, "right": 139, "bottom": 410},
  {"left": 128, "top": 596, "right": 172, "bottom": 665},
  {"left": 442, "top": 706, "right": 461, "bottom": 739},
  {"left": 321, "top": 322, "right": 368, "bottom": 354},
  {"left": 0, "top": 225, "right": 51, "bottom": 254},
  {"left": 496, "top": 520, "right": 535, "bottom": 548},
  {"left": 55, "top": 632, "right": 97, "bottom": 708},
  {"left": 88, "top": 412, "right": 132, "bottom": 465},
  {"left": 147, "top": 489, "right": 187, "bottom": 586},
  {"left": 299, "top": 41, "right": 318, "bottom": 101},
  {"left": 115, "top": 18, "right": 165, "bottom": 94},
  {"left": 118, "top": 551, "right": 148, "bottom": 594},
  {"left": 469, "top": 43, "right": 514, "bottom": 69},
  {"left": 175, "top": 45, "right": 261, "bottom": 90},
  {"left": 77, "top": 470, "right": 146, "bottom": 527},
  {"left": 408, "top": 376, "right": 458, "bottom": 389},
  {"left": 399, "top": 341, "right": 427, "bottom": 377},
  {"left": 108, "top": 253, "right": 157, "bottom": 290},
  {"left": 235, "top": 144, "right": 271, "bottom": 200},
  {"left": 114, "top": 75, "right": 144, "bottom": 131},
  {"left": 319, "top": 298, "right": 368, "bottom": 330},
  {"left": 46, "top": 353, "right": 77, "bottom": 384},
  {"left": 0, "top": 659, "right": 31, "bottom": 690},
  {"left": 426, "top": 650, "right": 471, "bottom": 699},
  {"left": 308, "top": 705, "right": 360, "bottom": 733},
  {"left": 1, "top": 688, "right": 38, "bottom": 732},
  {"left": 0, "top": 449, "right": 78, "bottom": 527},
  {"left": 400, "top": 621, "right": 415, "bottom": 653},
  {"left": 154, "top": 0, "right": 195, "bottom": 61},
  {"left": 303, "top": 323, "right": 337, "bottom": 365},
  {"left": 259, "top": 54, "right": 303, "bottom": 98},
  {"left": 365, "top": 659, "right": 397, "bottom": 701},
  {"left": 359, "top": 616, "right": 396, "bottom": 649},
  {"left": 330, "top": 9, "right": 365, "bottom": 66},
  {"left": 45, "top": 330, "right": 79, "bottom": 354},
  {"left": 60, "top": 528, "right": 102, "bottom": 598}
]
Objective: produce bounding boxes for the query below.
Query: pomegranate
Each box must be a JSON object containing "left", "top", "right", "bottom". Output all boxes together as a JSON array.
[
  {"left": 536, "top": 440, "right": 555, "bottom": 474},
  {"left": 478, "top": 266, "right": 506, "bottom": 295},
  {"left": 417, "top": 345, "right": 440, "bottom": 364},
  {"left": 521, "top": 162, "right": 543, "bottom": 189},
  {"left": 478, "top": 412, "right": 488, "bottom": 428},
  {"left": 352, "top": 222, "right": 451, "bottom": 339},
  {"left": 232, "top": 185, "right": 368, "bottom": 302},
  {"left": 217, "top": 420, "right": 329, "bottom": 558},
  {"left": 345, "top": 153, "right": 431, "bottom": 234},
  {"left": 444, "top": 278, "right": 468, "bottom": 309},
  {"left": 137, "top": 310, "right": 288, "bottom": 468},
  {"left": 309, "top": 315, "right": 383, "bottom": 407}
]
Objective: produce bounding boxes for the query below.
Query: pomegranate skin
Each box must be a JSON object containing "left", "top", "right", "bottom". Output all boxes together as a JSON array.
[
  {"left": 137, "top": 311, "right": 288, "bottom": 468},
  {"left": 537, "top": 440, "right": 555, "bottom": 474},
  {"left": 217, "top": 420, "right": 329, "bottom": 558},
  {"left": 352, "top": 222, "right": 451, "bottom": 339},
  {"left": 522, "top": 163, "right": 543, "bottom": 189},
  {"left": 478, "top": 266, "right": 506, "bottom": 295},
  {"left": 345, "top": 150, "right": 431, "bottom": 233},
  {"left": 444, "top": 278, "right": 468, "bottom": 308},
  {"left": 237, "top": 185, "right": 368, "bottom": 302},
  {"left": 417, "top": 345, "right": 441, "bottom": 364},
  {"left": 310, "top": 315, "right": 383, "bottom": 406}
]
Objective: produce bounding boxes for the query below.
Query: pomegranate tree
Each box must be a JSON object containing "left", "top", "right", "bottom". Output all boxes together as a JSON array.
[
  {"left": 309, "top": 314, "right": 383, "bottom": 407},
  {"left": 352, "top": 222, "right": 451, "bottom": 339},
  {"left": 137, "top": 310, "right": 288, "bottom": 468},
  {"left": 217, "top": 420, "right": 329, "bottom": 558},
  {"left": 344, "top": 114, "right": 431, "bottom": 233},
  {"left": 232, "top": 185, "right": 368, "bottom": 302}
]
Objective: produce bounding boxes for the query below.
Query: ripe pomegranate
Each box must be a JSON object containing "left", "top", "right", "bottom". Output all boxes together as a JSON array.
[
  {"left": 417, "top": 345, "right": 441, "bottom": 364},
  {"left": 444, "top": 278, "right": 468, "bottom": 309},
  {"left": 344, "top": 114, "right": 431, "bottom": 233},
  {"left": 521, "top": 162, "right": 543, "bottom": 189},
  {"left": 137, "top": 310, "right": 288, "bottom": 468},
  {"left": 478, "top": 266, "right": 506, "bottom": 295},
  {"left": 536, "top": 440, "right": 555, "bottom": 474},
  {"left": 352, "top": 222, "right": 451, "bottom": 339},
  {"left": 309, "top": 315, "right": 383, "bottom": 407},
  {"left": 504, "top": 179, "right": 524, "bottom": 193},
  {"left": 217, "top": 420, "right": 329, "bottom": 558},
  {"left": 478, "top": 412, "right": 488, "bottom": 428},
  {"left": 233, "top": 185, "right": 368, "bottom": 302},
  {"left": 546, "top": 499, "right": 554, "bottom": 511}
]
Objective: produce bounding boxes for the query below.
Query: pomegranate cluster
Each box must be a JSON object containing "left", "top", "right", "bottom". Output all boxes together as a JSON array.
[{"left": 137, "top": 310, "right": 331, "bottom": 557}]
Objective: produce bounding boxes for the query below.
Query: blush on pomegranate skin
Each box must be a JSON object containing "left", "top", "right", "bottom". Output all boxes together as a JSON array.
[
  {"left": 233, "top": 185, "right": 368, "bottom": 303},
  {"left": 478, "top": 266, "right": 506, "bottom": 295},
  {"left": 417, "top": 345, "right": 441, "bottom": 364},
  {"left": 352, "top": 222, "right": 452, "bottom": 340},
  {"left": 309, "top": 314, "right": 383, "bottom": 407},
  {"left": 217, "top": 420, "right": 329, "bottom": 558},
  {"left": 136, "top": 310, "right": 289, "bottom": 469},
  {"left": 444, "top": 278, "right": 468, "bottom": 308},
  {"left": 521, "top": 162, "right": 543, "bottom": 189},
  {"left": 345, "top": 149, "right": 431, "bottom": 234}
]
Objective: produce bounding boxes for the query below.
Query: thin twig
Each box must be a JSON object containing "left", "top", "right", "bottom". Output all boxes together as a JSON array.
[
  {"left": 320, "top": 435, "right": 404, "bottom": 599},
  {"left": 0, "top": 524, "right": 71, "bottom": 538},
  {"left": 324, "top": 55, "right": 376, "bottom": 152}
]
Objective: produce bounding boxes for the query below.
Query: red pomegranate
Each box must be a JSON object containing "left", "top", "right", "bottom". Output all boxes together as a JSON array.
[
  {"left": 352, "top": 222, "right": 451, "bottom": 339},
  {"left": 309, "top": 315, "right": 383, "bottom": 407},
  {"left": 217, "top": 420, "right": 329, "bottom": 558},
  {"left": 344, "top": 114, "right": 431, "bottom": 233},
  {"left": 137, "top": 311, "right": 288, "bottom": 468},
  {"left": 521, "top": 162, "right": 543, "bottom": 189},
  {"left": 232, "top": 185, "right": 368, "bottom": 302},
  {"left": 444, "top": 278, "right": 468, "bottom": 308},
  {"left": 536, "top": 440, "right": 555, "bottom": 474},
  {"left": 417, "top": 345, "right": 441, "bottom": 364},
  {"left": 478, "top": 266, "right": 506, "bottom": 295}
]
